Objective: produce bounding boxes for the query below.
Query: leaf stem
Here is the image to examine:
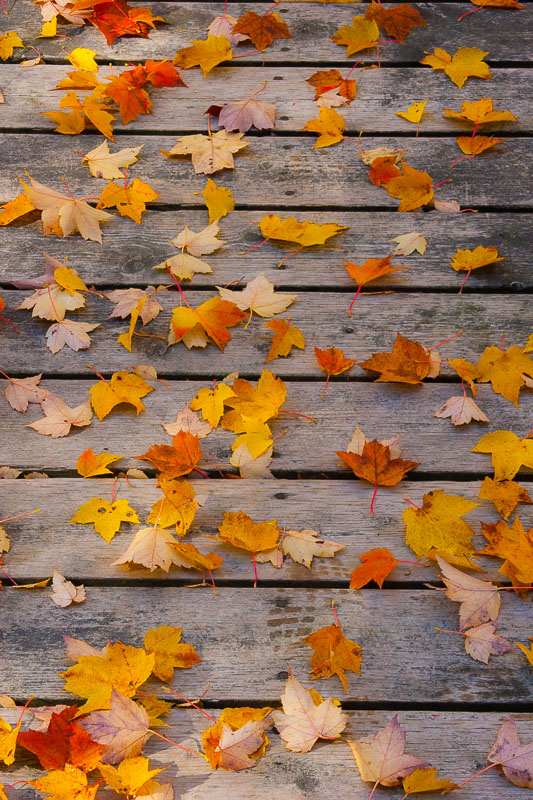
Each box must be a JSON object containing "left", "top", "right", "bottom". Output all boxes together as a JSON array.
[
  {"left": 162, "top": 687, "right": 217, "bottom": 722},
  {"left": 370, "top": 483, "right": 378, "bottom": 517},
  {"left": 149, "top": 729, "right": 207, "bottom": 759},
  {"left": 348, "top": 283, "right": 362, "bottom": 316},
  {"left": 0, "top": 509, "right": 40, "bottom": 524}
]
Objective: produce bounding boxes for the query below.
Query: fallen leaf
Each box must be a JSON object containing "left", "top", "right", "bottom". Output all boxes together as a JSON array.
[
  {"left": 0, "top": 711, "right": 23, "bottom": 765},
  {"left": 79, "top": 690, "right": 150, "bottom": 765},
  {"left": 272, "top": 668, "right": 347, "bottom": 752},
  {"left": 3, "top": 373, "right": 47, "bottom": 412},
  {"left": 461, "top": 622, "right": 512, "bottom": 663},
  {"left": 215, "top": 510, "right": 279, "bottom": 554},
  {"left": 451, "top": 245, "right": 505, "bottom": 273},
  {"left": 0, "top": 528, "right": 10, "bottom": 554},
  {"left": 476, "top": 344, "right": 533, "bottom": 407},
  {"left": 105, "top": 287, "right": 164, "bottom": 326},
  {"left": 70, "top": 498, "right": 139, "bottom": 543},
  {"left": 18, "top": 706, "right": 105, "bottom": 770},
  {"left": 221, "top": 370, "right": 286, "bottom": 429},
  {"left": 81, "top": 142, "right": 143, "bottom": 179},
  {"left": 479, "top": 476, "right": 532, "bottom": 520},
  {"left": 358, "top": 332, "right": 434, "bottom": 383},
  {"left": 368, "top": 156, "right": 403, "bottom": 187},
  {"left": 264, "top": 318, "right": 305, "bottom": 363},
  {"left": 385, "top": 162, "right": 434, "bottom": 212},
  {"left": 50, "top": 568, "right": 86, "bottom": 607},
  {"left": 515, "top": 640, "right": 533, "bottom": 666},
  {"left": 18, "top": 283, "right": 85, "bottom": 321},
  {"left": 315, "top": 346, "right": 355, "bottom": 387},
  {"left": 0, "top": 192, "right": 37, "bottom": 226},
  {"left": 162, "top": 403, "right": 213, "bottom": 439},
  {"left": 218, "top": 87, "right": 276, "bottom": 133},
  {"left": 218, "top": 273, "right": 297, "bottom": 320},
  {"left": 303, "top": 107, "right": 345, "bottom": 148},
  {"left": 402, "top": 767, "right": 461, "bottom": 794},
  {"left": 307, "top": 69, "right": 356, "bottom": 104},
  {"left": 199, "top": 178, "right": 234, "bottom": 224},
  {"left": 97, "top": 178, "right": 160, "bottom": 224},
  {"left": 174, "top": 35, "right": 232, "bottom": 77},
  {"left": 348, "top": 715, "right": 429, "bottom": 787},
  {"left": 90, "top": 370, "right": 153, "bottom": 421},
  {"left": 46, "top": 317, "right": 99, "bottom": 354},
  {"left": 404, "top": 491, "right": 479, "bottom": 565},
  {"left": 170, "top": 542, "right": 224, "bottom": 576},
  {"left": 448, "top": 357, "right": 478, "bottom": 395},
  {"left": 27, "top": 394, "right": 93, "bottom": 438},
  {"left": 143, "top": 625, "right": 200, "bottom": 682},
  {"left": 67, "top": 47, "right": 97, "bottom": 72},
  {"left": 455, "top": 135, "right": 506, "bottom": 157},
  {"left": 98, "top": 755, "right": 164, "bottom": 796},
  {"left": 162, "top": 130, "right": 249, "bottom": 174},
  {"left": 113, "top": 526, "right": 182, "bottom": 572},
  {"left": 338, "top": 440, "right": 419, "bottom": 489},
  {"left": 350, "top": 547, "right": 399, "bottom": 589},
  {"left": 257, "top": 528, "right": 342, "bottom": 569},
  {"left": 472, "top": 430, "right": 533, "bottom": 481},
  {"left": 0, "top": 31, "right": 24, "bottom": 61},
  {"left": 229, "top": 443, "right": 274, "bottom": 479},
  {"left": 444, "top": 97, "right": 516, "bottom": 126},
  {"left": 389, "top": 231, "right": 427, "bottom": 256},
  {"left": 76, "top": 448, "right": 123, "bottom": 477},
  {"left": 330, "top": 16, "right": 379, "bottom": 56},
  {"left": 420, "top": 47, "right": 492, "bottom": 89},
  {"left": 190, "top": 383, "right": 236, "bottom": 428},
  {"left": 395, "top": 98, "right": 428, "bottom": 125},
  {"left": 480, "top": 516, "right": 533, "bottom": 590},
  {"left": 437, "top": 555, "right": 500, "bottom": 630},
  {"left": 202, "top": 707, "right": 272, "bottom": 771},
  {"left": 345, "top": 257, "right": 407, "bottom": 312},
  {"left": 146, "top": 478, "right": 199, "bottom": 537},
  {"left": 137, "top": 431, "right": 202, "bottom": 479},
  {"left": 231, "top": 11, "right": 292, "bottom": 51},
  {"left": 303, "top": 623, "right": 362, "bottom": 692},
  {"left": 434, "top": 395, "right": 489, "bottom": 426},
  {"left": 359, "top": 145, "right": 407, "bottom": 166},
  {"left": 30, "top": 764, "right": 100, "bottom": 799},
  {"left": 487, "top": 717, "right": 533, "bottom": 788},
  {"left": 365, "top": 2, "right": 426, "bottom": 40},
  {"left": 207, "top": 14, "right": 249, "bottom": 45},
  {"left": 169, "top": 296, "right": 246, "bottom": 350}
]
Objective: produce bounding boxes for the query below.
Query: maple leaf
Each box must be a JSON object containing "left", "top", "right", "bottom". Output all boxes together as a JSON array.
[
  {"left": 162, "top": 403, "right": 213, "bottom": 439},
  {"left": 349, "top": 715, "right": 429, "bottom": 787},
  {"left": 97, "top": 178, "right": 160, "bottom": 224},
  {"left": 215, "top": 510, "right": 279, "bottom": 554},
  {"left": 420, "top": 47, "right": 492, "bottom": 89},
  {"left": 218, "top": 85, "right": 276, "bottom": 133},
  {"left": 22, "top": 174, "right": 113, "bottom": 242},
  {"left": 303, "top": 107, "right": 345, "bottom": 148},
  {"left": 143, "top": 625, "right": 200, "bottom": 682},
  {"left": 360, "top": 333, "right": 432, "bottom": 383},
  {"left": 232, "top": 11, "right": 291, "bottom": 51},
  {"left": 190, "top": 383, "right": 236, "bottom": 428},
  {"left": 3, "top": 373, "right": 47, "bottom": 412},
  {"left": 488, "top": 717, "right": 533, "bottom": 788},
  {"left": 137, "top": 431, "right": 202, "bottom": 479},
  {"left": 76, "top": 448, "right": 123, "bottom": 477},
  {"left": 0, "top": 711, "right": 23, "bottom": 765},
  {"left": 221, "top": 369, "right": 287, "bottom": 429},
  {"left": 30, "top": 764, "right": 99, "bottom": 800},
  {"left": 515, "top": 640, "right": 533, "bottom": 665},
  {"left": 79, "top": 689, "right": 150, "bottom": 765},
  {"left": 459, "top": 622, "right": 512, "bottom": 663},
  {"left": 359, "top": 145, "right": 407, "bottom": 167},
  {"left": 43, "top": 92, "right": 116, "bottom": 140},
  {"left": 105, "top": 287, "right": 164, "bottom": 326},
  {"left": 448, "top": 356, "right": 478, "bottom": 395},
  {"left": 368, "top": 156, "right": 403, "bottom": 187},
  {"left": 208, "top": 14, "right": 250, "bottom": 45},
  {"left": 350, "top": 547, "right": 399, "bottom": 589},
  {"left": 146, "top": 478, "right": 199, "bottom": 537},
  {"left": 307, "top": 69, "right": 356, "bottom": 104},
  {"left": 18, "top": 283, "right": 85, "bottom": 321},
  {"left": 256, "top": 528, "right": 343, "bottom": 569},
  {"left": 0, "top": 31, "right": 24, "bottom": 61},
  {"left": 170, "top": 542, "right": 224, "bottom": 576},
  {"left": 90, "top": 370, "right": 153, "bottom": 421},
  {"left": 330, "top": 16, "right": 379, "bottom": 56},
  {"left": 479, "top": 476, "right": 531, "bottom": 520},
  {"left": 444, "top": 97, "right": 516, "bottom": 127},
  {"left": 472, "top": 430, "right": 533, "bottom": 481},
  {"left": 18, "top": 706, "right": 105, "bottom": 771},
  {"left": 385, "top": 162, "right": 434, "bottom": 212},
  {"left": 338, "top": 441, "right": 418, "bottom": 491},
  {"left": 0, "top": 192, "right": 36, "bottom": 226},
  {"left": 402, "top": 767, "right": 461, "bottom": 794},
  {"left": 480, "top": 516, "right": 533, "bottom": 590},
  {"left": 27, "top": 394, "right": 92, "bottom": 438},
  {"left": 365, "top": 2, "right": 426, "bottom": 40},
  {"left": 162, "top": 130, "right": 249, "bottom": 174},
  {"left": 169, "top": 296, "right": 246, "bottom": 350},
  {"left": 436, "top": 555, "right": 500, "bottom": 631},
  {"left": 78, "top": 0, "right": 165, "bottom": 46},
  {"left": 303, "top": 623, "right": 362, "bottom": 693},
  {"left": 174, "top": 35, "right": 232, "bottom": 77},
  {"left": 476, "top": 344, "right": 533, "bottom": 407},
  {"left": 99, "top": 755, "right": 164, "bottom": 795},
  {"left": 345, "top": 257, "right": 407, "bottom": 313},
  {"left": 230, "top": 443, "right": 273, "bottom": 478},
  {"left": 390, "top": 231, "right": 427, "bottom": 256},
  {"left": 113, "top": 526, "right": 182, "bottom": 572},
  {"left": 403, "top": 490, "right": 479, "bottom": 565},
  {"left": 258, "top": 215, "right": 348, "bottom": 255},
  {"left": 218, "top": 273, "right": 298, "bottom": 322},
  {"left": 314, "top": 346, "right": 355, "bottom": 394},
  {"left": 50, "top": 568, "right": 86, "bottom": 607},
  {"left": 272, "top": 668, "right": 347, "bottom": 752},
  {"left": 264, "top": 318, "right": 305, "bottom": 363},
  {"left": 81, "top": 142, "right": 144, "bottom": 179},
  {"left": 434, "top": 394, "right": 489, "bottom": 426},
  {"left": 395, "top": 98, "right": 428, "bottom": 126},
  {"left": 455, "top": 135, "right": 506, "bottom": 158},
  {"left": 46, "top": 320, "right": 100, "bottom": 354},
  {"left": 70, "top": 498, "right": 139, "bottom": 543},
  {"left": 202, "top": 707, "right": 272, "bottom": 770},
  {"left": 156, "top": 222, "right": 224, "bottom": 279},
  {"left": 199, "top": 178, "right": 234, "bottom": 224}
]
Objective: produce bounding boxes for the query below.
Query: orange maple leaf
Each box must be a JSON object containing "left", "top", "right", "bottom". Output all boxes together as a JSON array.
[
  {"left": 350, "top": 547, "right": 399, "bottom": 589},
  {"left": 169, "top": 295, "right": 246, "bottom": 351},
  {"left": 365, "top": 2, "right": 426, "bottom": 41},
  {"left": 231, "top": 11, "right": 292, "bottom": 52},
  {"left": 306, "top": 69, "right": 356, "bottom": 103},
  {"left": 314, "top": 346, "right": 355, "bottom": 396},
  {"left": 358, "top": 332, "right": 436, "bottom": 384},
  {"left": 385, "top": 162, "right": 434, "bottom": 212},
  {"left": 368, "top": 156, "right": 403, "bottom": 187},
  {"left": 345, "top": 256, "right": 407, "bottom": 314},
  {"left": 136, "top": 431, "right": 203, "bottom": 479}
]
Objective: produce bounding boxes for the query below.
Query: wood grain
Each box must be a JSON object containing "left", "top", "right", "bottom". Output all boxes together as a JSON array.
[
  {"left": 2, "top": 709, "right": 533, "bottom": 799},
  {"left": 0, "top": 133, "right": 528, "bottom": 208},
  {"left": 2, "top": 379, "right": 531, "bottom": 473},
  {"left": 1, "top": 212, "right": 530, "bottom": 290},
  {"left": 0, "top": 65, "right": 528, "bottom": 133},
  {"left": 4, "top": 478, "right": 529, "bottom": 583},
  {"left": 1, "top": 291, "right": 530, "bottom": 377},
  {"left": 4, "top": 2, "right": 529, "bottom": 64}
]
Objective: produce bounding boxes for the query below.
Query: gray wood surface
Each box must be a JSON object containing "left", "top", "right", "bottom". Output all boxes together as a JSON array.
[
  {"left": 4, "top": 2, "right": 530, "bottom": 64},
  {"left": 0, "top": 65, "right": 527, "bottom": 133},
  {"left": 0, "top": 133, "right": 528, "bottom": 208},
  {"left": 4, "top": 478, "right": 529, "bottom": 583},
  {"left": 2, "top": 291, "right": 531, "bottom": 377},
  {"left": 1, "top": 587, "right": 532, "bottom": 703},
  {"left": 2, "top": 379, "right": 531, "bottom": 473},
  {"left": 1, "top": 212, "right": 531, "bottom": 291},
  {"left": 2, "top": 709, "right": 533, "bottom": 799}
]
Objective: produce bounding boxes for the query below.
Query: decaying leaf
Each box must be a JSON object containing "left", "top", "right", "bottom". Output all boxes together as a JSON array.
[
  {"left": 403, "top": 490, "right": 479, "bottom": 565},
  {"left": 303, "top": 623, "right": 362, "bottom": 692},
  {"left": 202, "top": 707, "right": 272, "bottom": 771},
  {"left": 350, "top": 547, "right": 399, "bottom": 589},
  {"left": 348, "top": 715, "right": 429, "bottom": 787},
  {"left": 358, "top": 333, "right": 437, "bottom": 384},
  {"left": 218, "top": 86, "right": 276, "bottom": 133},
  {"left": 162, "top": 403, "right": 213, "bottom": 439},
  {"left": 366, "top": 2, "right": 426, "bottom": 40},
  {"left": 79, "top": 689, "right": 150, "bottom": 765},
  {"left": 162, "top": 131, "right": 249, "bottom": 174},
  {"left": 389, "top": 231, "right": 428, "bottom": 256},
  {"left": 434, "top": 394, "right": 489, "bottom": 426},
  {"left": 437, "top": 555, "right": 500, "bottom": 630},
  {"left": 27, "top": 394, "right": 93, "bottom": 438},
  {"left": 479, "top": 476, "right": 531, "bottom": 520},
  {"left": 461, "top": 622, "right": 512, "bottom": 664},
  {"left": 3, "top": 373, "right": 47, "bottom": 413},
  {"left": 50, "top": 568, "right": 86, "bottom": 608},
  {"left": 487, "top": 717, "right": 533, "bottom": 789},
  {"left": 105, "top": 287, "right": 164, "bottom": 326}
]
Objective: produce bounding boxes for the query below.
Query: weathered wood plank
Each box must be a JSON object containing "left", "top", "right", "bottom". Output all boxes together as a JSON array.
[
  {"left": 1, "top": 587, "right": 531, "bottom": 702},
  {"left": 3, "top": 709, "right": 533, "bottom": 800},
  {"left": 0, "top": 65, "right": 528, "bottom": 133},
  {"left": 2, "top": 291, "right": 530, "bottom": 377},
  {"left": 0, "top": 133, "right": 528, "bottom": 208},
  {"left": 1, "top": 211, "right": 530, "bottom": 290},
  {"left": 2, "top": 478, "right": 530, "bottom": 583},
  {"left": 3, "top": 2, "right": 531, "bottom": 63},
  {"left": 2, "top": 380, "right": 531, "bottom": 473}
]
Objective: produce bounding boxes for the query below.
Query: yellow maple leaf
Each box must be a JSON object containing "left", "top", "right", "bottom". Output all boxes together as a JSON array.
[
  {"left": 202, "top": 706, "right": 272, "bottom": 769},
  {"left": 232, "top": 419, "right": 273, "bottom": 459},
  {"left": 259, "top": 214, "right": 348, "bottom": 248},
  {"left": 198, "top": 178, "right": 235, "bottom": 223},
  {"left": 420, "top": 46, "right": 492, "bottom": 88},
  {"left": 76, "top": 448, "right": 124, "bottom": 477},
  {"left": 471, "top": 430, "right": 533, "bottom": 481},
  {"left": 479, "top": 476, "right": 531, "bottom": 521},
  {"left": 215, "top": 510, "right": 279, "bottom": 553},
  {"left": 385, "top": 161, "right": 434, "bottom": 212},
  {"left": 162, "top": 130, "right": 248, "bottom": 174},
  {"left": 99, "top": 756, "right": 164, "bottom": 796},
  {"left": 403, "top": 489, "right": 479, "bottom": 565},
  {"left": 402, "top": 767, "right": 460, "bottom": 794},
  {"left": 476, "top": 344, "right": 533, "bottom": 406},
  {"left": 37, "top": 18, "right": 58, "bottom": 38},
  {"left": 330, "top": 16, "right": 379, "bottom": 56},
  {"left": 31, "top": 764, "right": 98, "bottom": 800},
  {"left": 395, "top": 98, "right": 428, "bottom": 127},
  {"left": 221, "top": 369, "right": 287, "bottom": 429},
  {"left": 0, "top": 31, "right": 24, "bottom": 61},
  {"left": 53, "top": 265, "right": 89, "bottom": 295},
  {"left": 97, "top": 178, "right": 160, "bottom": 224},
  {"left": 264, "top": 318, "right": 305, "bottom": 363},
  {"left": 147, "top": 477, "right": 198, "bottom": 537},
  {"left": 444, "top": 97, "right": 516, "bottom": 127},
  {"left": 117, "top": 296, "right": 147, "bottom": 351},
  {"left": 0, "top": 192, "right": 36, "bottom": 226},
  {"left": 173, "top": 34, "right": 233, "bottom": 77},
  {"left": 303, "top": 107, "right": 345, "bottom": 148},
  {"left": 70, "top": 497, "right": 139, "bottom": 542},
  {"left": 90, "top": 370, "right": 153, "bottom": 421},
  {"left": 0, "top": 713, "right": 22, "bottom": 765},
  {"left": 67, "top": 47, "right": 98, "bottom": 72},
  {"left": 144, "top": 625, "right": 201, "bottom": 682},
  {"left": 455, "top": 135, "right": 506, "bottom": 158},
  {"left": 60, "top": 642, "right": 155, "bottom": 714},
  {"left": 169, "top": 296, "right": 246, "bottom": 350},
  {"left": 303, "top": 623, "right": 362, "bottom": 693},
  {"left": 516, "top": 640, "right": 533, "bottom": 666},
  {"left": 81, "top": 142, "right": 144, "bottom": 179},
  {"left": 190, "top": 383, "right": 236, "bottom": 428}
]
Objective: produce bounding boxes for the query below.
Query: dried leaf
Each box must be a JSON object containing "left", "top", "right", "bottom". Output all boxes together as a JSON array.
[
  {"left": 199, "top": 178, "right": 234, "bottom": 224},
  {"left": 303, "top": 107, "right": 345, "bottom": 148},
  {"left": 434, "top": 395, "right": 489, "bottom": 426},
  {"left": 487, "top": 717, "right": 533, "bottom": 789},
  {"left": 421, "top": 47, "right": 492, "bottom": 89},
  {"left": 50, "top": 569, "right": 86, "bottom": 607},
  {"left": 303, "top": 623, "right": 362, "bottom": 692},
  {"left": 174, "top": 35, "right": 232, "bottom": 77},
  {"left": 385, "top": 162, "right": 434, "bottom": 212},
  {"left": 27, "top": 394, "right": 92, "bottom": 438},
  {"left": 350, "top": 547, "right": 399, "bottom": 589},
  {"left": 162, "top": 130, "right": 248, "bottom": 174},
  {"left": 264, "top": 319, "right": 305, "bottom": 363},
  {"left": 348, "top": 715, "right": 429, "bottom": 787},
  {"left": 81, "top": 142, "right": 143, "bottom": 179},
  {"left": 404, "top": 491, "right": 479, "bottom": 565},
  {"left": 231, "top": 11, "right": 291, "bottom": 52},
  {"left": 70, "top": 498, "right": 139, "bottom": 543},
  {"left": 331, "top": 16, "right": 379, "bottom": 56},
  {"left": 479, "top": 476, "right": 531, "bottom": 520},
  {"left": 90, "top": 370, "right": 153, "bottom": 421},
  {"left": 3, "top": 373, "right": 47, "bottom": 413},
  {"left": 472, "top": 430, "right": 533, "bottom": 481}
]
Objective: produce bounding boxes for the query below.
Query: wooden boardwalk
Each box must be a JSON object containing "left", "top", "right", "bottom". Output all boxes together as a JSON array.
[{"left": 1, "top": 0, "right": 532, "bottom": 797}]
